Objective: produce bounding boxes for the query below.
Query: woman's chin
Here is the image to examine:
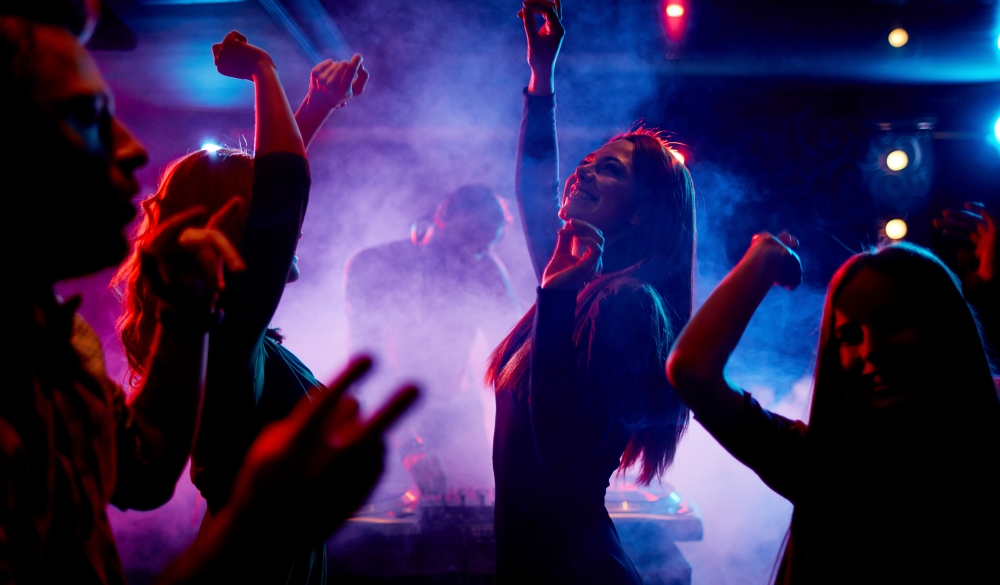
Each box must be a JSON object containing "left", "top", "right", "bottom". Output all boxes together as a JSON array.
[{"left": 559, "top": 205, "right": 590, "bottom": 224}]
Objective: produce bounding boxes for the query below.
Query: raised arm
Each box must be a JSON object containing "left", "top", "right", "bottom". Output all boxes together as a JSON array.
[
  {"left": 295, "top": 56, "right": 369, "bottom": 151},
  {"left": 666, "top": 233, "right": 802, "bottom": 428},
  {"left": 516, "top": 0, "right": 565, "bottom": 282},
  {"left": 212, "top": 31, "right": 304, "bottom": 157}
]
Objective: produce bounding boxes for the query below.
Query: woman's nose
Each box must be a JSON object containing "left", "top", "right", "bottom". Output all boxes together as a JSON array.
[
  {"left": 577, "top": 164, "right": 595, "bottom": 182},
  {"left": 859, "top": 332, "right": 889, "bottom": 370}
]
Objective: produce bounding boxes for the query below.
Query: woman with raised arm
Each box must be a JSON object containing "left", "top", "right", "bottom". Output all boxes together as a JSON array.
[
  {"left": 486, "top": 2, "right": 695, "bottom": 582},
  {"left": 113, "top": 32, "right": 367, "bottom": 584},
  {"left": 666, "top": 235, "right": 1000, "bottom": 583}
]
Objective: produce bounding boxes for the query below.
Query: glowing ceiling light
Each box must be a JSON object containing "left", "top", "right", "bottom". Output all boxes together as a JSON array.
[
  {"left": 885, "top": 219, "right": 908, "bottom": 240},
  {"left": 201, "top": 143, "right": 221, "bottom": 153},
  {"left": 888, "top": 28, "right": 909, "bottom": 48},
  {"left": 665, "top": 4, "right": 684, "bottom": 17},
  {"left": 670, "top": 150, "right": 685, "bottom": 165},
  {"left": 886, "top": 150, "right": 908, "bottom": 171}
]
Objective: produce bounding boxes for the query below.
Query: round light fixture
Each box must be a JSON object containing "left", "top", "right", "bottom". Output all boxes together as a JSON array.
[
  {"left": 885, "top": 219, "right": 908, "bottom": 240},
  {"left": 886, "top": 150, "right": 908, "bottom": 171},
  {"left": 888, "top": 28, "right": 909, "bottom": 48}
]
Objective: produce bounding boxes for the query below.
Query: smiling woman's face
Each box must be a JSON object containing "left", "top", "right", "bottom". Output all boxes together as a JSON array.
[{"left": 560, "top": 139, "right": 638, "bottom": 239}]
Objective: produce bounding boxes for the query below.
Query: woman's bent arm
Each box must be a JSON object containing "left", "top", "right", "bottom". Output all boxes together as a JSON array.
[{"left": 666, "top": 233, "right": 801, "bottom": 428}]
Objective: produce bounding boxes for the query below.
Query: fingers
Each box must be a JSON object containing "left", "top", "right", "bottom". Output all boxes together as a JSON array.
[
  {"left": 316, "top": 60, "right": 339, "bottom": 91},
  {"left": 934, "top": 214, "right": 977, "bottom": 241},
  {"left": 338, "top": 54, "right": 363, "bottom": 92},
  {"left": 564, "top": 219, "right": 605, "bottom": 245},
  {"left": 966, "top": 202, "right": 996, "bottom": 226},
  {"left": 147, "top": 207, "right": 208, "bottom": 251},
  {"left": 353, "top": 65, "right": 369, "bottom": 96},
  {"left": 553, "top": 226, "right": 575, "bottom": 255},
  {"left": 521, "top": 2, "right": 540, "bottom": 42},
  {"left": 525, "top": 0, "right": 563, "bottom": 32},
  {"left": 299, "top": 356, "right": 374, "bottom": 438},
  {"left": 312, "top": 58, "right": 333, "bottom": 75},
  {"left": 358, "top": 386, "right": 420, "bottom": 443},
  {"left": 178, "top": 229, "right": 246, "bottom": 291},
  {"left": 206, "top": 196, "right": 244, "bottom": 230},
  {"left": 775, "top": 230, "right": 800, "bottom": 249}
]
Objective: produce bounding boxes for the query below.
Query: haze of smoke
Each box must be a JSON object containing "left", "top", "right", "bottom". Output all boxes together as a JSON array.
[{"left": 57, "top": 3, "right": 832, "bottom": 583}]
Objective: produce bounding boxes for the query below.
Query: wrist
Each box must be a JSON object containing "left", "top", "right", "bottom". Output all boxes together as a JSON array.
[
  {"left": 251, "top": 57, "right": 278, "bottom": 80},
  {"left": 528, "top": 69, "right": 555, "bottom": 95}
]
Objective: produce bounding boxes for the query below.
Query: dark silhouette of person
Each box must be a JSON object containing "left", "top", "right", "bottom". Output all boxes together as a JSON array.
[
  {"left": 345, "top": 184, "right": 519, "bottom": 485},
  {"left": 668, "top": 235, "right": 1000, "bottom": 583}
]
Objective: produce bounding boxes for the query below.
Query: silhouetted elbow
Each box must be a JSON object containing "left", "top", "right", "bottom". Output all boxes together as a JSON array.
[{"left": 665, "top": 349, "right": 715, "bottom": 404}]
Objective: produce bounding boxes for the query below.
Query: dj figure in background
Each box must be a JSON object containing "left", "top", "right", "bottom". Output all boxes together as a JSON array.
[{"left": 345, "top": 184, "right": 519, "bottom": 485}]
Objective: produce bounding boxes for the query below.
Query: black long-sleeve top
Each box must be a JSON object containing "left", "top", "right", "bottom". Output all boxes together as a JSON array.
[
  {"left": 700, "top": 390, "right": 1000, "bottom": 583},
  {"left": 492, "top": 90, "right": 669, "bottom": 584}
]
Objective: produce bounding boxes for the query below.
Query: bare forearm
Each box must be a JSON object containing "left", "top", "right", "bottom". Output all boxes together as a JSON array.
[
  {"left": 253, "top": 64, "right": 306, "bottom": 157},
  {"left": 667, "top": 245, "right": 781, "bottom": 420},
  {"left": 294, "top": 94, "right": 333, "bottom": 151}
]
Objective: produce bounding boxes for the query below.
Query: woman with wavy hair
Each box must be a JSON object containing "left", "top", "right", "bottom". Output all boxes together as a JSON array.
[
  {"left": 668, "top": 235, "right": 1000, "bottom": 583},
  {"left": 113, "top": 32, "right": 367, "bottom": 583},
  {"left": 486, "top": 3, "right": 695, "bottom": 582}
]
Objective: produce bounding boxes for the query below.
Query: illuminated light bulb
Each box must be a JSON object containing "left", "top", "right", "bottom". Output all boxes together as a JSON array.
[
  {"left": 202, "top": 143, "right": 221, "bottom": 153},
  {"left": 665, "top": 4, "right": 684, "bottom": 17},
  {"left": 885, "top": 219, "right": 907, "bottom": 240},
  {"left": 886, "top": 150, "right": 908, "bottom": 171},
  {"left": 888, "top": 28, "right": 908, "bottom": 48},
  {"left": 670, "top": 149, "right": 685, "bottom": 165}
]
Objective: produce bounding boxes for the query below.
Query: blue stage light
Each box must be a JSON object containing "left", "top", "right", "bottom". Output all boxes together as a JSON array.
[
  {"left": 202, "top": 143, "right": 221, "bottom": 153},
  {"left": 994, "top": 116, "right": 1000, "bottom": 145}
]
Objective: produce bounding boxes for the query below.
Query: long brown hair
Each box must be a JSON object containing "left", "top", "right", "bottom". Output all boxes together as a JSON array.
[
  {"left": 112, "top": 148, "right": 254, "bottom": 386},
  {"left": 487, "top": 129, "right": 696, "bottom": 485}
]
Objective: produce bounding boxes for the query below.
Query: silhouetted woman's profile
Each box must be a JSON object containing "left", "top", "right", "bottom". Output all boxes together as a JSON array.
[
  {"left": 486, "top": 2, "right": 695, "bottom": 582},
  {"left": 668, "top": 236, "right": 1000, "bottom": 583}
]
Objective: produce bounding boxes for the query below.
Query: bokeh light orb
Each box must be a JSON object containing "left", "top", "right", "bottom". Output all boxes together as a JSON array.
[
  {"left": 670, "top": 149, "right": 685, "bottom": 165},
  {"left": 886, "top": 150, "right": 908, "bottom": 171},
  {"left": 665, "top": 4, "right": 684, "bottom": 17},
  {"left": 888, "top": 28, "right": 909, "bottom": 48},
  {"left": 885, "top": 219, "right": 908, "bottom": 240},
  {"left": 202, "top": 143, "right": 221, "bottom": 153}
]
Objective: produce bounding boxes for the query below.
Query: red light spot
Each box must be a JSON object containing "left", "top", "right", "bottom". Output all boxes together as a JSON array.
[{"left": 666, "top": 4, "right": 684, "bottom": 17}]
